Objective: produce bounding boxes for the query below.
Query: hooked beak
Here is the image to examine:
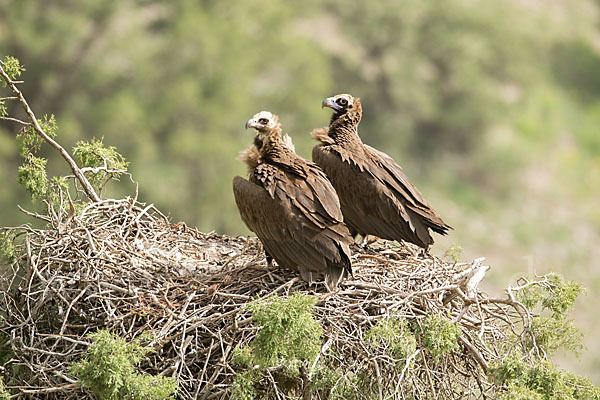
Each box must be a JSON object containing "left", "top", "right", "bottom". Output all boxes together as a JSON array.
[
  {"left": 322, "top": 97, "right": 340, "bottom": 111},
  {"left": 245, "top": 118, "right": 255, "bottom": 130}
]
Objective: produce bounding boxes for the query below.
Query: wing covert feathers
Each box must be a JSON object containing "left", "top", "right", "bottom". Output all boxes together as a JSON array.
[
  {"left": 234, "top": 124, "right": 352, "bottom": 288},
  {"left": 312, "top": 97, "right": 451, "bottom": 249}
]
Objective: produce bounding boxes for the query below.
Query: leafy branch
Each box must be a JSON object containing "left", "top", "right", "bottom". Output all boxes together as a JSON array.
[{"left": 0, "top": 56, "right": 101, "bottom": 202}]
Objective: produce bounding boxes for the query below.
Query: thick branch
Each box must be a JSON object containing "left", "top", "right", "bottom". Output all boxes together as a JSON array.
[{"left": 0, "top": 63, "right": 101, "bottom": 202}]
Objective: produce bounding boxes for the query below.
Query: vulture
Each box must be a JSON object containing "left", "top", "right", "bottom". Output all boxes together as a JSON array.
[
  {"left": 233, "top": 111, "right": 353, "bottom": 288},
  {"left": 312, "top": 94, "right": 452, "bottom": 249}
]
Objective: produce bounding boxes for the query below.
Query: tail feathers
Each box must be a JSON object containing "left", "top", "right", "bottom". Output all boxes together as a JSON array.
[
  {"left": 407, "top": 205, "right": 453, "bottom": 238},
  {"left": 325, "top": 265, "right": 347, "bottom": 289},
  {"left": 299, "top": 268, "right": 316, "bottom": 285},
  {"left": 325, "top": 242, "right": 352, "bottom": 289}
]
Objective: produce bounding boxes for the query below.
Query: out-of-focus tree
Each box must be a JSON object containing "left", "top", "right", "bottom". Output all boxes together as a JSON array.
[
  {"left": 0, "top": 0, "right": 332, "bottom": 232},
  {"left": 2, "top": 0, "right": 600, "bottom": 385}
]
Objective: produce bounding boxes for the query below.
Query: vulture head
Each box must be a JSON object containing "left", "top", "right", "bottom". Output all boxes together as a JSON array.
[
  {"left": 321, "top": 94, "right": 362, "bottom": 133},
  {"left": 244, "top": 111, "right": 296, "bottom": 153},
  {"left": 322, "top": 94, "right": 357, "bottom": 116},
  {"left": 245, "top": 111, "right": 280, "bottom": 133}
]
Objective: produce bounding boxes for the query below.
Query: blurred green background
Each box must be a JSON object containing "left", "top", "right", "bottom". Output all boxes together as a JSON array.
[{"left": 1, "top": 0, "right": 599, "bottom": 382}]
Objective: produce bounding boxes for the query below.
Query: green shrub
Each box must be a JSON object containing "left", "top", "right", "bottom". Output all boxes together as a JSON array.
[
  {"left": 490, "top": 351, "right": 528, "bottom": 384},
  {"left": 1, "top": 56, "right": 25, "bottom": 85},
  {"left": 518, "top": 273, "right": 584, "bottom": 318},
  {"left": 0, "top": 377, "right": 9, "bottom": 400},
  {"left": 541, "top": 274, "right": 584, "bottom": 316},
  {"left": 491, "top": 356, "right": 600, "bottom": 399},
  {"left": 231, "top": 370, "right": 257, "bottom": 400},
  {"left": 444, "top": 243, "right": 464, "bottom": 263},
  {"left": 365, "top": 317, "right": 417, "bottom": 361},
  {"left": 70, "top": 330, "right": 177, "bottom": 400},
  {"left": 16, "top": 114, "right": 57, "bottom": 158},
  {"left": 499, "top": 383, "right": 543, "bottom": 400},
  {"left": 0, "top": 230, "right": 16, "bottom": 265},
  {"left": 245, "top": 293, "right": 322, "bottom": 374},
  {"left": 73, "top": 137, "right": 129, "bottom": 192},
  {"left": 421, "top": 314, "right": 460, "bottom": 360},
  {"left": 530, "top": 315, "right": 583, "bottom": 354},
  {"left": 17, "top": 155, "right": 49, "bottom": 202},
  {"left": 231, "top": 293, "right": 323, "bottom": 397}
]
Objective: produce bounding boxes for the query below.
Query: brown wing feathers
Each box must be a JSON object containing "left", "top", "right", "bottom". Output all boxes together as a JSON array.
[
  {"left": 233, "top": 111, "right": 352, "bottom": 288},
  {"left": 313, "top": 94, "right": 452, "bottom": 249}
]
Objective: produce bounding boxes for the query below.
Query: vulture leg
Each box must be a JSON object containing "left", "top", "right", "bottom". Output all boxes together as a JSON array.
[
  {"left": 348, "top": 226, "right": 359, "bottom": 241},
  {"left": 359, "top": 235, "right": 369, "bottom": 248},
  {"left": 417, "top": 246, "right": 430, "bottom": 258},
  {"left": 265, "top": 251, "right": 274, "bottom": 268}
]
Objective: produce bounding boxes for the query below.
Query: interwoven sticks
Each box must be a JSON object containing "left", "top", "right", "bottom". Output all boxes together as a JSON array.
[{"left": 0, "top": 198, "right": 541, "bottom": 399}]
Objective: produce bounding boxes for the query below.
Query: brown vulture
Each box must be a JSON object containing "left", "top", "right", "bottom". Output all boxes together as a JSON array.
[
  {"left": 312, "top": 94, "right": 452, "bottom": 249},
  {"left": 233, "top": 111, "right": 353, "bottom": 288}
]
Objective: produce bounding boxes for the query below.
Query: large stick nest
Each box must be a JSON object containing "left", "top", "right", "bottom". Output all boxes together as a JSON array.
[{"left": 0, "top": 198, "right": 540, "bottom": 399}]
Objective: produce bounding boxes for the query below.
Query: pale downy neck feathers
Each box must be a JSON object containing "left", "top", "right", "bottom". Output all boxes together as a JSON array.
[
  {"left": 281, "top": 133, "right": 295, "bottom": 153},
  {"left": 239, "top": 127, "right": 297, "bottom": 175},
  {"left": 238, "top": 144, "right": 261, "bottom": 175}
]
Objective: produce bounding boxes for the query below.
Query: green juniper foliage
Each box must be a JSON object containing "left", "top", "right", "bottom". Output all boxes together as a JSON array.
[
  {"left": 1, "top": 60, "right": 126, "bottom": 208},
  {"left": 13, "top": 112, "right": 61, "bottom": 203},
  {"left": 231, "top": 370, "right": 258, "bottom": 400},
  {"left": 16, "top": 114, "right": 58, "bottom": 158},
  {"left": 0, "top": 377, "right": 9, "bottom": 400},
  {"left": 231, "top": 293, "right": 322, "bottom": 399},
  {"left": 498, "top": 383, "right": 543, "bottom": 400},
  {"left": 311, "top": 361, "right": 379, "bottom": 400},
  {"left": 490, "top": 274, "right": 600, "bottom": 400},
  {"left": 0, "top": 99, "right": 6, "bottom": 118},
  {"left": 0, "top": 230, "right": 16, "bottom": 264},
  {"left": 519, "top": 274, "right": 585, "bottom": 355},
  {"left": 365, "top": 317, "right": 417, "bottom": 361},
  {"left": 492, "top": 359, "right": 600, "bottom": 400},
  {"left": 1, "top": 56, "right": 25, "bottom": 85},
  {"left": 69, "top": 330, "right": 177, "bottom": 400},
  {"left": 73, "top": 137, "right": 129, "bottom": 192},
  {"left": 17, "top": 155, "right": 49, "bottom": 202},
  {"left": 443, "top": 244, "right": 464, "bottom": 263},
  {"left": 245, "top": 293, "right": 322, "bottom": 374},
  {"left": 530, "top": 315, "right": 583, "bottom": 354},
  {"left": 421, "top": 314, "right": 460, "bottom": 360},
  {"left": 541, "top": 274, "right": 584, "bottom": 316}
]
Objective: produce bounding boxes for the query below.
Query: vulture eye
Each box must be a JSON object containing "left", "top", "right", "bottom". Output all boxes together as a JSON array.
[
  {"left": 258, "top": 118, "right": 269, "bottom": 125},
  {"left": 337, "top": 98, "right": 348, "bottom": 106}
]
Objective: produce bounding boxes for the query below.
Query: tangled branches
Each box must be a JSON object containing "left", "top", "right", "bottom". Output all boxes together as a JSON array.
[{"left": 0, "top": 197, "right": 572, "bottom": 400}]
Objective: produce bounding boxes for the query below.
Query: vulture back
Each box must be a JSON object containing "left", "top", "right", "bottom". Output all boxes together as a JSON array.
[
  {"left": 313, "top": 95, "right": 452, "bottom": 249},
  {"left": 234, "top": 115, "right": 353, "bottom": 288}
]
